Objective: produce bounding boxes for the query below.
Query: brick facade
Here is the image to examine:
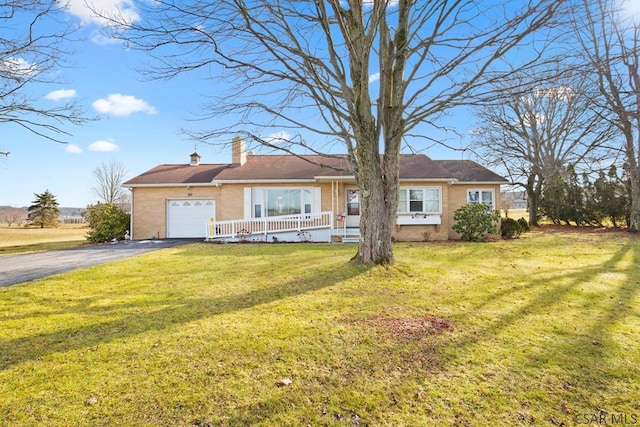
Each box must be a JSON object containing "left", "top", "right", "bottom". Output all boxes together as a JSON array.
[{"left": 130, "top": 181, "right": 502, "bottom": 241}]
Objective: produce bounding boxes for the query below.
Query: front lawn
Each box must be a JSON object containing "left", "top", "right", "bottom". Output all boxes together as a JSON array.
[{"left": 0, "top": 230, "right": 638, "bottom": 425}]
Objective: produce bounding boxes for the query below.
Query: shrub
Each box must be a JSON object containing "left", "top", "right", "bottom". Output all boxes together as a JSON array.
[
  {"left": 452, "top": 203, "right": 500, "bottom": 241},
  {"left": 517, "top": 217, "right": 530, "bottom": 232},
  {"left": 501, "top": 217, "right": 523, "bottom": 239},
  {"left": 82, "top": 203, "right": 131, "bottom": 243}
]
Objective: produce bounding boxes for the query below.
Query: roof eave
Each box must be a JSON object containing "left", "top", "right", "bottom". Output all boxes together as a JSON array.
[
  {"left": 451, "top": 180, "right": 508, "bottom": 185},
  {"left": 399, "top": 177, "right": 459, "bottom": 182},
  {"left": 212, "top": 178, "right": 318, "bottom": 184},
  {"left": 124, "top": 182, "right": 216, "bottom": 188},
  {"left": 313, "top": 175, "right": 356, "bottom": 181}
]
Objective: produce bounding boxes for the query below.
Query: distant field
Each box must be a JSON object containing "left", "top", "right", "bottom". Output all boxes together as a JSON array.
[{"left": 0, "top": 224, "right": 88, "bottom": 254}]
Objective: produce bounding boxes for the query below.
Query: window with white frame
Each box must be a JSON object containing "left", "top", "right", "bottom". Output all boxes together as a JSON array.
[
  {"left": 251, "top": 188, "right": 314, "bottom": 218},
  {"left": 467, "top": 189, "right": 494, "bottom": 208},
  {"left": 398, "top": 187, "right": 441, "bottom": 214}
]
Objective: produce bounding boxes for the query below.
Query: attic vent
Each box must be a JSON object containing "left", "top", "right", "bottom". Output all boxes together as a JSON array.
[{"left": 190, "top": 152, "right": 201, "bottom": 166}]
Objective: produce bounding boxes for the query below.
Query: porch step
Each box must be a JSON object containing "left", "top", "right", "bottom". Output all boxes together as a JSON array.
[{"left": 341, "top": 237, "right": 360, "bottom": 243}]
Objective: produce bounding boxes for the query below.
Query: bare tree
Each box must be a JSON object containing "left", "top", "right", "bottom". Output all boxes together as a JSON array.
[
  {"left": 572, "top": 0, "right": 640, "bottom": 232},
  {"left": 91, "top": 160, "right": 130, "bottom": 208},
  {"left": 472, "top": 67, "right": 616, "bottom": 226},
  {"left": 1, "top": 1, "right": 87, "bottom": 146},
  {"left": 103, "top": 0, "right": 562, "bottom": 264}
]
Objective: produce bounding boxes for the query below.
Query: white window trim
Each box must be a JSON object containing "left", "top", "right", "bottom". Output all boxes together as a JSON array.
[
  {"left": 467, "top": 188, "right": 495, "bottom": 208},
  {"left": 249, "top": 187, "right": 320, "bottom": 218},
  {"left": 397, "top": 186, "right": 442, "bottom": 215}
]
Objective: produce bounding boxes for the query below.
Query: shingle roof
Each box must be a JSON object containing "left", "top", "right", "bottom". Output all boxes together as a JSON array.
[
  {"left": 215, "top": 154, "right": 352, "bottom": 180},
  {"left": 123, "top": 164, "right": 230, "bottom": 186},
  {"left": 124, "top": 154, "right": 505, "bottom": 185},
  {"left": 435, "top": 160, "right": 508, "bottom": 182}
]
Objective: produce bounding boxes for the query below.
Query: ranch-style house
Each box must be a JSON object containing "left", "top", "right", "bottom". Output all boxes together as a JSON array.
[{"left": 123, "top": 137, "right": 507, "bottom": 242}]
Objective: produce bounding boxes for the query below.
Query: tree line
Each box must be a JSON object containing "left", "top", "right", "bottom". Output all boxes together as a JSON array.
[
  {"left": 472, "top": 0, "right": 640, "bottom": 230},
  {"left": 540, "top": 164, "right": 630, "bottom": 227}
]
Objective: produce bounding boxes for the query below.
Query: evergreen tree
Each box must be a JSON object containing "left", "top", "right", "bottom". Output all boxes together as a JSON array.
[
  {"left": 540, "top": 171, "right": 567, "bottom": 224},
  {"left": 594, "top": 165, "right": 628, "bottom": 228},
  {"left": 27, "top": 190, "right": 59, "bottom": 228}
]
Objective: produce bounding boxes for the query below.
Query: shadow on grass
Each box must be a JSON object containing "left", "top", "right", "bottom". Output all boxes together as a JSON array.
[
  {"left": 0, "top": 251, "right": 369, "bottom": 371},
  {"left": 453, "top": 239, "right": 636, "bottom": 341},
  {"left": 436, "top": 239, "right": 640, "bottom": 416}
]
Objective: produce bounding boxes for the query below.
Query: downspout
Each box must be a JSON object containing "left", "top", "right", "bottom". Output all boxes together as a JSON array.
[
  {"left": 331, "top": 180, "right": 335, "bottom": 224},
  {"left": 331, "top": 180, "right": 336, "bottom": 236},
  {"left": 128, "top": 187, "right": 134, "bottom": 240}
]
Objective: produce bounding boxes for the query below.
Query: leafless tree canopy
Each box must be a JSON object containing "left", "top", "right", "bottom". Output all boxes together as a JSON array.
[
  {"left": 472, "top": 66, "right": 616, "bottom": 225},
  {"left": 572, "top": 0, "right": 640, "bottom": 231},
  {"left": 0, "top": 1, "right": 87, "bottom": 144},
  {"left": 91, "top": 160, "right": 130, "bottom": 207},
  {"left": 103, "top": 0, "right": 562, "bottom": 263}
]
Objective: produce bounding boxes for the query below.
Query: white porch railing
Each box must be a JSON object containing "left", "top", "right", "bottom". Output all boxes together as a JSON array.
[{"left": 206, "top": 211, "right": 334, "bottom": 240}]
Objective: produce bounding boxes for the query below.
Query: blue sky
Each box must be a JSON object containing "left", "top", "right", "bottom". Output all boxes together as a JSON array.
[
  {"left": 0, "top": 1, "right": 486, "bottom": 208},
  {"left": 2, "top": 1, "right": 638, "bottom": 208},
  {"left": 1, "top": 1, "right": 218, "bottom": 207}
]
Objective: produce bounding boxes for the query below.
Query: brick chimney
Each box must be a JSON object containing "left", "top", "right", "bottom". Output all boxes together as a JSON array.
[
  {"left": 231, "top": 136, "right": 246, "bottom": 165},
  {"left": 190, "top": 152, "right": 201, "bottom": 166}
]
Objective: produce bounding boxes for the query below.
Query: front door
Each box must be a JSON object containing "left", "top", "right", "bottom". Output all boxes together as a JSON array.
[{"left": 345, "top": 188, "right": 360, "bottom": 228}]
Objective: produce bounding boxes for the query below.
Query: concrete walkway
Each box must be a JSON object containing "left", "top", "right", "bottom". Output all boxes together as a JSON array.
[{"left": 0, "top": 239, "right": 194, "bottom": 287}]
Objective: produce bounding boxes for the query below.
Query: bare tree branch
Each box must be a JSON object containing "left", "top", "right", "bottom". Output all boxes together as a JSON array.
[
  {"left": 98, "top": 0, "right": 562, "bottom": 263},
  {"left": 91, "top": 160, "right": 130, "bottom": 207},
  {"left": 0, "top": 1, "right": 90, "bottom": 146},
  {"left": 571, "top": 0, "right": 640, "bottom": 231},
  {"left": 472, "top": 64, "right": 617, "bottom": 225}
]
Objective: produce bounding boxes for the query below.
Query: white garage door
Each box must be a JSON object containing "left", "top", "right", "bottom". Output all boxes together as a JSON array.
[{"left": 167, "top": 199, "right": 215, "bottom": 238}]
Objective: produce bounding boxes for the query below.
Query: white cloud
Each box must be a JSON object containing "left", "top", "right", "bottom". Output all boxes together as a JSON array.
[
  {"left": 534, "top": 86, "right": 573, "bottom": 102},
  {"left": 0, "top": 57, "right": 37, "bottom": 79},
  {"left": 362, "top": 0, "right": 399, "bottom": 7},
  {"left": 620, "top": 0, "right": 640, "bottom": 19},
  {"left": 64, "top": 0, "right": 139, "bottom": 26},
  {"left": 65, "top": 144, "right": 83, "bottom": 154},
  {"left": 265, "top": 131, "right": 292, "bottom": 145},
  {"left": 92, "top": 94, "right": 157, "bottom": 117},
  {"left": 369, "top": 72, "right": 380, "bottom": 83},
  {"left": 45, "top": 89, "right": 77, "bottom": 101},
  {"left": 88, "top": 140, "right": 119, "bottom": 152}
]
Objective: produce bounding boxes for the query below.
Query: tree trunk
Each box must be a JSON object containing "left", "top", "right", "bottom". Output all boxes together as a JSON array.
[
  {"left": 628, "top": 162, "right": 640, "bottom": 232},
  {"left": 354, "top": 171, "right": 396, "bottom": 265},
  {"left": 526, "top": 177, "right": 540, "bottom": 226},
  {"left": 622, "top": 125, "right": 640, "bottom": 232},
  {"left": 350, "top": 119, "right": 399, "bottom": 264}
]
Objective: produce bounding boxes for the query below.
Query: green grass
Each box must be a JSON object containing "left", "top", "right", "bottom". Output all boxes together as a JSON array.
[
  {"left": 1, "top": 231, "right": 639, "bottom": 426},
  {"left": 0, "top": 224, "right": 88, "bottom": 255}
]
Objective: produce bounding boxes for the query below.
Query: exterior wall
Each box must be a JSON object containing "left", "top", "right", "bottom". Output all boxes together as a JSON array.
[
  {"left": 447, "top": 183, "right": 503, "bottom": 240},
  {"left": 216, "top": 184, "right": 244, "bottom": 220},
  {"left": 130, "top": 182, "right": 334, "bottom": 240},
  {"left": 131, "top": 180, "right": 502, "bottom": 241},
  {"left": 130, "top": 185, "right": 222, "bottom": 239}
]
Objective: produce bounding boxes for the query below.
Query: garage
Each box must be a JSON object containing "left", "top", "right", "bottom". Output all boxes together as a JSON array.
[{"left": 166, "top": 199, "right": 215, "bottom": 238}]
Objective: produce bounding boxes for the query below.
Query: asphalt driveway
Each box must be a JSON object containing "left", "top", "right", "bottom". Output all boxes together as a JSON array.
[{"left": 0, "top": 239, "right": 195, "bottom": 287}]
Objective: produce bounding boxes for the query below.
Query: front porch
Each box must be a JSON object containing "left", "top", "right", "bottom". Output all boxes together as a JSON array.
[{"left": 205, "top": 211, "right": 360, "bottom": 243}]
